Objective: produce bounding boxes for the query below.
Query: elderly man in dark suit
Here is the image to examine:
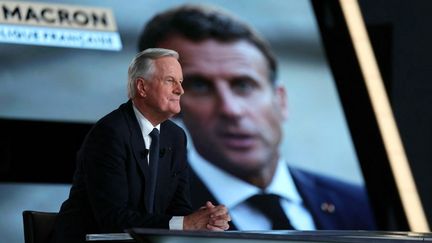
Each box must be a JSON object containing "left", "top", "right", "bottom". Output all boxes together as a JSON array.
[
  {"left": 137, "top": 5, "right": 376, "bottom": 231},
  {"left": 51, "top": 48, "right": 231, "bottom": 243}
]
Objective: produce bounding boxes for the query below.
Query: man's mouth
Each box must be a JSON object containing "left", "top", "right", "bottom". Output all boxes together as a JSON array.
[{"left": 219, "top": 132, "right": 257, "bottom": 149}]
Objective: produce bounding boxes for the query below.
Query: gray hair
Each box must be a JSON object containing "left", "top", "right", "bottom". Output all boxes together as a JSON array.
[{"left": 127, "top": 48, "right": 179, "bottom": 99}]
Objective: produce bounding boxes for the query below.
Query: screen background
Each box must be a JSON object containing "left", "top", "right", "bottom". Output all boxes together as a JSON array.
[{"left": 0, "top": 0, "right": 364, "bottom": 242}]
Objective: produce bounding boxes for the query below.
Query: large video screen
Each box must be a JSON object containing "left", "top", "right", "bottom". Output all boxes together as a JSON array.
[
  {"left": 0, "top": 0, "right": 377, "bottom": 242},
  {"left": 0, "top": 0, "right": 363, "bottom": 183}
]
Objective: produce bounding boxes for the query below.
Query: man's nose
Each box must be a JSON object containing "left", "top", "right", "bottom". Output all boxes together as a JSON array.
[
  {"left": 174, "top": 82, "right": 184, "bottom": 95},
  {"left": 216, "top": 84, "right": 244, "bottom": 119}
]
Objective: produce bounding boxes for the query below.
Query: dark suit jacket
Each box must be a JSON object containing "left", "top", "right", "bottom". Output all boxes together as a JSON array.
[
  {"left": 51, "top": 100, "right": 192, "bottom": 243},
  {"left": 189, "top": 166, "right": 376, "bottom": 230}
]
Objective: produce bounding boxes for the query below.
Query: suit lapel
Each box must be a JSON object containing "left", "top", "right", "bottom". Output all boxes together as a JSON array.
[
  {"left": 290, "top": 167, "right": 341, "bottom": 229},
  {"left": 122, "top": 101, "right": 150, "bottom": 176},
  {"left": 121, "top": 101, "right": 152, "bottom": 212}
]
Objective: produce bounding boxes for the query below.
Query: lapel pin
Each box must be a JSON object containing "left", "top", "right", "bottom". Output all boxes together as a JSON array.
[{"left": 320, "top": 202, "right": 335, "bottom": 213}]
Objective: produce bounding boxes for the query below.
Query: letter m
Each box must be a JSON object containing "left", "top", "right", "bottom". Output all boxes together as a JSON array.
[{"left": 2, "top": 5, "right": 22, "bottom": 21}]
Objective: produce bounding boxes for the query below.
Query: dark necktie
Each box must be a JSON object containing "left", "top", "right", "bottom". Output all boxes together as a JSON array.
[
  {"left": 148, "top": 128, "right": 160, "bottom": 213},
  {"left": 247, "top": 193, "right": 295, "bottom": 230}
]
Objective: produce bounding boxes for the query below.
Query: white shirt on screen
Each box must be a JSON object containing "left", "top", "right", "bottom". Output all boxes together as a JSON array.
[
  {"left": 188, "top": 145, "right": 316, "bottom": 230},
  {"left": 133, "top": 105, "right": 183, "bottom": 230}
]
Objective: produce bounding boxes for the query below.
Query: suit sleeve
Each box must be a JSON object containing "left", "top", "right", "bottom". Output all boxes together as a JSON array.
[{"left": 81, "top": 123, "right": 171, "bottom": 232}]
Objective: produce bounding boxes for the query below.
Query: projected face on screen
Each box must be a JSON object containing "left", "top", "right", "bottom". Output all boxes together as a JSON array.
[
  {"left": 159, "top": 36, "right": 287, "bottom": 186},
  {"left": 135, "top": 3, "right": 375, "bottom": 230}
]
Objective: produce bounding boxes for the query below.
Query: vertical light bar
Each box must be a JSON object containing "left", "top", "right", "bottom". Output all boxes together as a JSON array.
[{"left": 339, "top": 0, "right": 429, "bottom": 231}]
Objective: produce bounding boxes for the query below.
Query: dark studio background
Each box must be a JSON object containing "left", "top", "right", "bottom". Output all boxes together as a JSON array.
[{"left": 359, "top": 0, "right": 432, "bottom": 226}]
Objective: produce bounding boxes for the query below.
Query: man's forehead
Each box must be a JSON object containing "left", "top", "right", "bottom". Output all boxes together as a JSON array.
[
  {"left": 180, "top": 42, "right": 266, "bottom": 73},
  {"left": 152, "top": 57, "right": 182, "bottom": 76},
  {"left": 159, "top": 36, "right": 265, "bottom": 62},
  {"left": 190, "top": 40, "right": 261, "bottom": 59},
  {"left": 153, "top": 56, "right": 180, "bottom": 69},
  {"left": 157, "top": 35, "right": 270, "bottom": 81}
]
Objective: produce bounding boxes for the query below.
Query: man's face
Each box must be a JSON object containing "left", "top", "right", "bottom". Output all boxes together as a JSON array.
[
  {"left": 142, "top": 56, "right": 184, "bottom": 119},
  {"left": 158, "top": 36, "right": 287, "bottom": 178}
]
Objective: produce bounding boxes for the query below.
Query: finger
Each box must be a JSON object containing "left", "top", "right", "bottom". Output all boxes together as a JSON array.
[
  {"left": 206, "top": 223, "right": 225, "bottom": 231},
  {"left": 209, "top": 206, "right": 228, "bottom": 217},
  {"left": 209, "top": 218, "right": 230, "bottom": 227},
  {"left": 206, "top": 201, "right": 215, "bottom": 208},
  {"left": 199, "top": 201, "right": 215, "bottom": 211},
  {"left": 208, "top": 221, "right": 230, "bottom": 231},
  {"left": 209, "top": 205, "right": 227, "bottom": 213},
  {"left": 211, "top": 213, "right": 231, "bottom": 222}
]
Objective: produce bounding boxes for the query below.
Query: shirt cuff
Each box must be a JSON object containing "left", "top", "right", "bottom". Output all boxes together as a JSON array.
[{"left": 169, "top": 216, "right": 184, "bottom": 230}]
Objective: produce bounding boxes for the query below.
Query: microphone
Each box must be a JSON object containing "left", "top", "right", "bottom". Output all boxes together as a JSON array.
[
  {"left": 159, "top": 148, "right": 166, "bottom": 158},
  {"left": 159, "top": 147, "right": 172, "bottom": 158},
  {"left": 141, "top": 149, "right": 149, "bottom": 158}
]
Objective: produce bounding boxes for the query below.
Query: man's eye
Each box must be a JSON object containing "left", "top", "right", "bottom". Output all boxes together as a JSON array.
[
  {"left": 232, "top": 79, "right": 256, "bottom": 94},
  {"left": 183, "top": 79, "right": 212, "bottom": 94},
  {"left": 165, "top": 79, "right": 175, "bottom": 85}
]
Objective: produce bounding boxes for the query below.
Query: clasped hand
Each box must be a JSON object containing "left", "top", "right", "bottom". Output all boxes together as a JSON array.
[{"left": 184, "top": 201, "right": 231, "bottom": 231}]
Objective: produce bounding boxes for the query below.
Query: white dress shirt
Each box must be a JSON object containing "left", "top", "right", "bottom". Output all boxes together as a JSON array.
[
  {"left": 188, "top": 144, "right": 316, "bottom": 230},
  {"left": 132, "top": 105, "right": 183, "bottom": 230}
]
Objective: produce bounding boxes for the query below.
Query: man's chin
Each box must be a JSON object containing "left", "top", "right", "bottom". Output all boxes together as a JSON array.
[
  {"left": 167, "top": 107, "right": 181, "bottom": 116},
  {"left": 223, "top": 155, "right": 265, "bottom": 171}
]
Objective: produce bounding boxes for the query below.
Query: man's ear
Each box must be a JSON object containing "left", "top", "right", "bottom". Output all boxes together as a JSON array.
[
  {"left": 136, "top": 77, "right": 147, "bottom": 97},
  {"left": 275, "top": 85, "right": 288, "bottom": 120}
]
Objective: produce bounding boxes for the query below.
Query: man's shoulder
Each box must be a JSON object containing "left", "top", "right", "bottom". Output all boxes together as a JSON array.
[
  {"left": 96, "top": 102, "right": 130, "bottom": 125},
  {"left": 289, "top": 166, "right": 365, "bottom": 198},
  {"left": 161, "top": 119, "right": 186, "bottom": 136},
  {"left": 288, "top": 166, "right": 376, "bottom": 229},
  {"left": 85, "top": 101, "right": 132, "bottom": 138}
]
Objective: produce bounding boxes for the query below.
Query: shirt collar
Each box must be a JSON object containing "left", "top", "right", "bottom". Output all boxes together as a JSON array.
[
  {"left": 132, "top": 104, "right": 160, "bottom": 135},
  {"left": 188, "top": 146, "right": 303, "bottom": 210}
]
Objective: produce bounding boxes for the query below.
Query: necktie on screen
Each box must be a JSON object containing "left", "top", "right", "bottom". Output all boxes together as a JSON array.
[
  {"left": 247, "top": 193, "right": 295, "bottom": 230},
  {"left": 148, "top": 128, "right": 160, "bottom": 213}
]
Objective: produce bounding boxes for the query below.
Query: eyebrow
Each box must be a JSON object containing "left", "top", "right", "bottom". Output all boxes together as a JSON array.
[{"left": 165, "top": 75, "right": 183, "bottom": 83}]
